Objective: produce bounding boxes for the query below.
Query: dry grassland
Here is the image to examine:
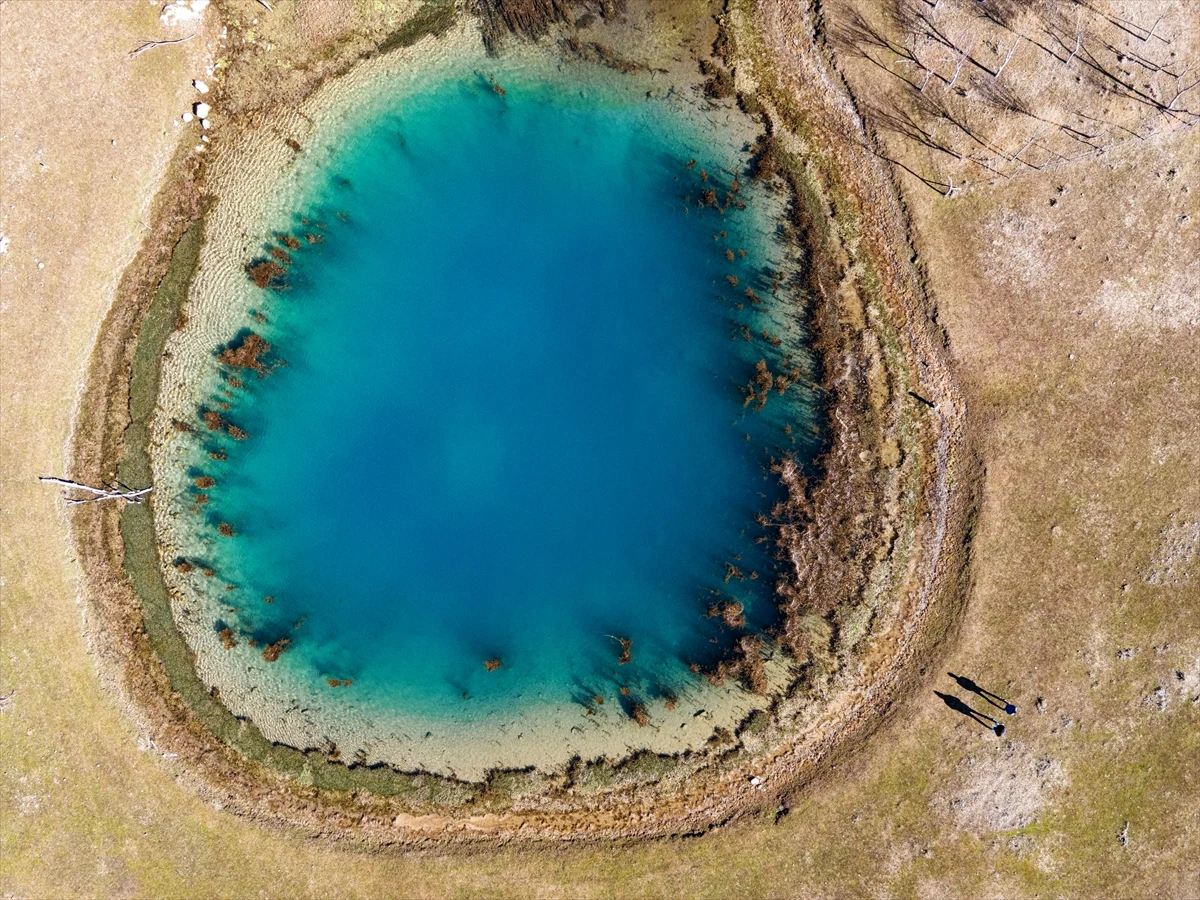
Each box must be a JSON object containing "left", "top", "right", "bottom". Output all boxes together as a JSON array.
[{"left": 2, "top": 0, "right": 1197, "bottom": 897}]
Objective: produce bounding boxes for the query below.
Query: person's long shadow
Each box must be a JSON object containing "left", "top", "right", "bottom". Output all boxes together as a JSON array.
[
  {"left": 935, "top": 691, "right": 1005, "bottom": 736},
  {"left": 948, "top": 672, "right": 1017, "bottom": 715}
]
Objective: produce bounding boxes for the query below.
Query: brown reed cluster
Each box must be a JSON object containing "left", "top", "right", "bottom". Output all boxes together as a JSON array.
[
  {"left": 262, "top": 637, "right": 292, "bottom": 663},
  {"left": 216, "top": 333, "right": 271, "bottom": 373}
]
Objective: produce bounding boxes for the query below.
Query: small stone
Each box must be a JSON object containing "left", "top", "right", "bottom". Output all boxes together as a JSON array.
[
  {"left": 37, "top": 262, "right": 45, "bottom": 269},
  {"left": 182, "top": 112, "right": 194, "bottom": 123},
  {"left": 194, "top": 101, "right": 211, "bottom": 118},
  {"left": 200, "top": 118, "right": 210, "bottom": 130},
  {"left": 194, "top": 79, "right": 209, "bottom": 93}
]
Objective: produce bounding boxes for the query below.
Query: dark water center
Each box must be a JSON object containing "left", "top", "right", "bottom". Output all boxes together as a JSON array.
[{"left": 200, "top": 69, "right": 817, "bottom": 727}]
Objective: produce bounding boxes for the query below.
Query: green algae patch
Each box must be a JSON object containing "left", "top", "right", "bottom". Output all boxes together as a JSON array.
[{"left": 377, "top": 1, "right": 457, "bottom": 55}]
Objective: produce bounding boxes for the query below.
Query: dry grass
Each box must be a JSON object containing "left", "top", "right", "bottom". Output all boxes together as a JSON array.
[{"left": 2, "top": 0, "right": 1197, "bottom": 897}]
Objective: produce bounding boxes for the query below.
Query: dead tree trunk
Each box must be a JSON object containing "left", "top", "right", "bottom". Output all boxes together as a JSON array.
[{"left": 39, "top": 476, "right": 152, "bottom": 505}]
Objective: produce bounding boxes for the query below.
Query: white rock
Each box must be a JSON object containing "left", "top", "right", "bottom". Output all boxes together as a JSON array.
[
  {"left": 200, "top": 118, "right": 210, "bottom": 130},
  {"left": 161, "top": 0, "right": 208, "bottom": 27},
  {"left": 194, "top": 101, "right": 211, "bottom": 118},
  {"left": 201, "top": 135, "right": 209, "bottom": 143},
  {"left": 193, "top": 79, "right": 209, "bottom": 93},
  {"left": 182, "top": 112, "right": 194, "bottom": 123},
  {"left": 0, "top": 236, "right": 9, "bottom": 254},
  {"left": 749, "top": 776, "right": 763, "bottom": 786}
]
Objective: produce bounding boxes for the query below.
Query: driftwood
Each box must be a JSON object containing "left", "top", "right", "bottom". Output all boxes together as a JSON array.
[
  {"left": 128, "top": 35, "right": 195, "bottom": 58},
  {"left": 39, "top": 476, "right": 152, "bottom": 505}
]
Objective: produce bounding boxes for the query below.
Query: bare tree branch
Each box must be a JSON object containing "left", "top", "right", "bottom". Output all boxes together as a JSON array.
[
  {"left": 128, "top": 35, "right": 195, "bottom": 58},
  {"left": 39, "top": 476, "right": 152, "bottom": 505}
]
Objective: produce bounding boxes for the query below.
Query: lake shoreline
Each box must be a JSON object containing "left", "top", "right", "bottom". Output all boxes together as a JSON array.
[{"left": 65, "top": 0, "right": 974, "bottom": 845}]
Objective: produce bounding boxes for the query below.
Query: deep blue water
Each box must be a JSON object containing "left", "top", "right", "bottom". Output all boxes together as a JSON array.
[{"left": 195, "top": 69, "right": 817, "bottom": 724}]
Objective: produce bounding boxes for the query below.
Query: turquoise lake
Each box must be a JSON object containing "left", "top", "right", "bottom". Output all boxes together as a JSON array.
[{"left": 193, "top": 67, "right": 819, "bottom": 734}]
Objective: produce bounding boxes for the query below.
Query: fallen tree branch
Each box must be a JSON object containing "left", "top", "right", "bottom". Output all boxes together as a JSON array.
[
  {"left": 39, "top": 476, "right": 152, "bottom": 504},
  {"left": 129, "top": 35, "right": 195, "bottom": 58}
]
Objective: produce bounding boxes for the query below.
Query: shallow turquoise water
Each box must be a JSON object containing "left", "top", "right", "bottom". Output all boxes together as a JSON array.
[{"left": 194, "top": 68, "right": 817, "bottom": 727}]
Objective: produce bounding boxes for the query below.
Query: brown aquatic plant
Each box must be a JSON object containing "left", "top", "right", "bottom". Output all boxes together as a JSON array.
[
  {"left": 593, "top": 694, "right": 604, "bottom": 706},
  {"left": 227, "top": 425, "right": 249, "bottom": 441},
  {"left": 484, "top": 657, "right": 503, "bottom": 672},
  {"left": 725, "top": 249, "right": 735, "bottom": 262},
  {"left": 750, "top": 134, "right": 783, "bottom": 181},
  {"left": 630, "top": 703, "right": 650, "bottom": 727},
  {"left": 217, "top": 333, "right": 270, "bottom": 373},
  {"left": 707, "top": 599, "right": 746, "bottom": 628},
  {"left": 218, "top": 522, "right": 234, "bottom": 537},
  {"left": 275, "top": 233, "right": 301, "bottom": 251},
  {"left": 173, "top": 559, "right": 194, "bottom": 574},
  {"left": 209, "top": 449, "right": 227, "bottom": 461},
  {"left": 246, "top": 260, "right": 285, "bottom": 288},
  {"left": 262, "top": 638, "right": 292, "bottom": 662},
  {"left": 194, "top": 476, "right": 215, "bottom": 489},
  {"left": 726, "top": 274, "right": 739, "bottom": 286},
  {"left": 217, "top": 627, "right": 237, "bottom": 650},
  {"left": 703, "top": 635, "right": 769, "bottom": 694},
  {"left": 608, "top": 635, "right": 633, "bottom": 665},
  {"left": 742, "top": 359, "right": 774, "bottom": 410}
]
